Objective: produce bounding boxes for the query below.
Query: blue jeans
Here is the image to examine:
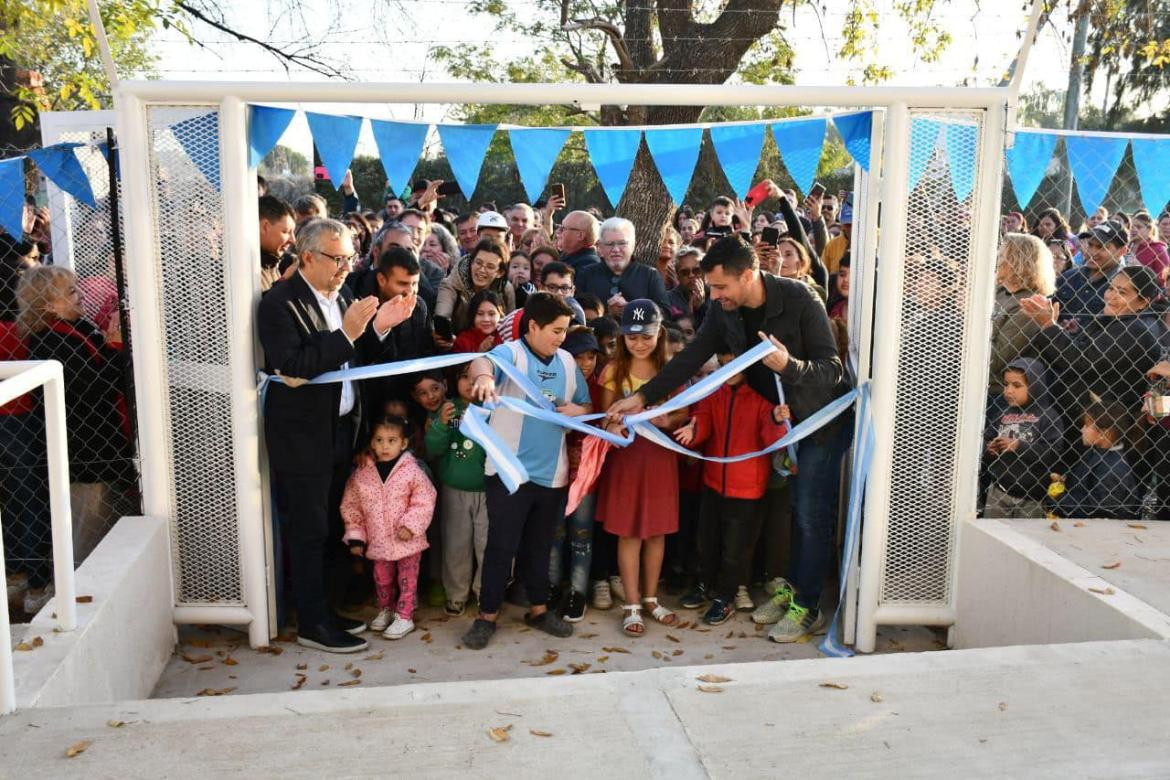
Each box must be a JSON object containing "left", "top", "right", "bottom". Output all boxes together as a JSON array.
[
  {"left": 549, "top": 491, "right": 595, "bottom": 596},
  {"left": 789, "top": 419, "right": 853, "bottom": 611},
  {"left": 0, "top": 412, "right": 52, "bottom": 588}
]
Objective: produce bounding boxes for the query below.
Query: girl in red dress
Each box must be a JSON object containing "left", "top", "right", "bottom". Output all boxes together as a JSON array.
[{"left": 595, "top": 300, "right": 689, "bottom": 636}]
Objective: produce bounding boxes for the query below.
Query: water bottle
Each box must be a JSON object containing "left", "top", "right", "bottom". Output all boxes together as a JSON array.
[{"left": 1141, "top": 475, "right": 1161, "bottom": 523}]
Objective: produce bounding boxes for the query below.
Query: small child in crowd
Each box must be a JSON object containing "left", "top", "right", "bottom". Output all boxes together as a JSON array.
[
  {"left": 673, "top": 351, "right": 791, "bottom": 628},
  {"left": 341, "top": 416, "right": 437, "bottom": 640},
  {"left": 982, "top": 358, "right": 1065, "bottom": 518},
  {"left": 425, "top": 364, "right": 489, "bottom": 617},
  {"left": 587, "top": 316, "right": 619, "bottom": 370},
  {"left": 453, "top": 290, "right": 505, "bottom": 353},
  {"left": 1053, "top": 401, "right": 1140, "bottom": 519}
]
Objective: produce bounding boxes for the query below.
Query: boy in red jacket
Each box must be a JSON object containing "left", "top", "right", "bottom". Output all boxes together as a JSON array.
[{"left": 673, "top": 351, "right": 790, "bottom": 626}]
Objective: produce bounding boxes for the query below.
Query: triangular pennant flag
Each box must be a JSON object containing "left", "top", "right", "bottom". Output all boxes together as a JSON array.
[
  {"left": 908, "top": 118, "right": 942, "bottom": 192},
  {"left": 369, "top": 120, "right": 429, "bottom": 197},
  {"left": 1065, "top": 135, "right": 1128, "bottom": 218},
  {"left": 1006, "top": 131, "right": 1058, "bottom": 208},
  {"left": 436, "top": 124, "right": 497, "bottom": 200},
  {"left": 583, "top": 129, "right": 642, "bottom": 208},
  {"left": 832, "top": 111, "right": 873, "bottom": 172},
  {"left": 709, "top": 123, "right": 768, "bottom": 200},
  {"left": 1130, "top": 138, "right": 1170, "bottom": 217},
  {"left": 944, "top": 123, "right": 978, "bottom": 202},
  {"left": 771, "top": 117, "right": 827, "bottom": 196},
  {"left": 0, "top": 157, "right": 24, "bottom": 237},
  {"left": 644, "top": 127, "right": 703, "bottom": 206},
  {"left": 509, "top": 128, "right": 570, "bottom": 203},
  {"left": 26, "top": 143, "right": 96, "bottom": 208},
  {"left": 171, "top": 112, "right": 221, "bottom": 190},
  {"left": 305, "top": 112, "right": 363, "bottom": 189},
  {"left": 248, "top": 105, "right": 296, "bottom": 168}
]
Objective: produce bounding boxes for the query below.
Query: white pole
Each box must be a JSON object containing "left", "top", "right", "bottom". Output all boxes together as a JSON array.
[
  {"left": 219, "top": 97, "right": 271, "bottom": 648},
  {"left": 854, "top": 102, "right": 913, "bottom": 654},
  {"left": 83, "top": 0, "right": 119, "bottom": 92},
  {"left": 43, "top": 364, "right": 77, "bottom": 631}
]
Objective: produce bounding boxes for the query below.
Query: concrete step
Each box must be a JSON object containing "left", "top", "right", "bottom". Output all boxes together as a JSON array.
[{"left": 3, "top": 639, "right": 1168, "bottom": 778}]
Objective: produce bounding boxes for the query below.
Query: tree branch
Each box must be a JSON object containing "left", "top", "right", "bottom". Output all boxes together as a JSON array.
[
  {"left": 563, "top": 17, "right": 636, "bottom": 72},
  {"left": 175, "top": 0, "right": 347, "bottom": 79}
]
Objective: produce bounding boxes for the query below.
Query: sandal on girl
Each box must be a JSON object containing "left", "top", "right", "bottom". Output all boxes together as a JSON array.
[
  {"left": 641, "top": 597, "right": 678, "bottom": 626},
  {"left": 622, "top": 604, "right": 645, "bottom": 636}
]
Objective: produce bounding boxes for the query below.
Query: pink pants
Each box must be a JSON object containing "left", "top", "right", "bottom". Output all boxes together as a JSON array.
[{"left": 373, "top": 553, "right": 422, "bottom": 620}]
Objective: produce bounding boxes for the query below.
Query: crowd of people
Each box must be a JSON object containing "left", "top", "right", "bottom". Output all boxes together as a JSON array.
[{"left": 255, "top": 173, "right": 854, "bottom": 653}]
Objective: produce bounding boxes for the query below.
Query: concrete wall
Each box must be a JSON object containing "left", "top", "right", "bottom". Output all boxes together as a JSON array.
[
  {"left": 14, "top": 516, "right": 176, "bottom": 708},
  {"left": 952, "top": 519, "right": 1170, "bottom": 649}
]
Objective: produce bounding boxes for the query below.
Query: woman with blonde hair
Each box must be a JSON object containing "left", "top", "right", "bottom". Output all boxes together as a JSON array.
[{"left": 990, "top": 233, "right": 1056, "bottom": 394}]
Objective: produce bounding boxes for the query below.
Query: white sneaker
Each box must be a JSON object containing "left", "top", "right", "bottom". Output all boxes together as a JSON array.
[
  {"left": 381, "top": 616, "right": 415, "bottom": 640},
  {"left": 370, "top": 608, "right": 394, "bottom": 632},
  {"left": 592, "top": 579, "right": 613, "bottom": 610},
  {"left": 764, "top": 577, "right": 786, "bottom": 596},
  {"left": 609, "top": 575, "right": 626, "bottom": 604},
  {"left": 734, "top": 585, "right": 755, "bottom": 612}
]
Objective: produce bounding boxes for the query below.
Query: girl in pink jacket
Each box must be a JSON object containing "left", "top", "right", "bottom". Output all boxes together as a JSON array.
[{"left": 342, "top": 416, "right": 437, "bottom": 640}]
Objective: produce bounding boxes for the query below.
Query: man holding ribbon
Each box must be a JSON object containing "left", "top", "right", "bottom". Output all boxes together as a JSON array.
[{"left": 607, "top": 235, "right": 848, "bottom": 644}]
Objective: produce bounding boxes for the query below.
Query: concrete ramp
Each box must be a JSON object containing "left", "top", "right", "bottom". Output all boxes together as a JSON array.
[{"left": 2, "top": 639, "right": 1168, "bottom": 778}]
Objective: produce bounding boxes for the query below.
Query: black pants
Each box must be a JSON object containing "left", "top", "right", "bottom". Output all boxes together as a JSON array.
[
  {"left": 273, "top": 416, "right": 354, "bottom": 629},
  {"left": 698, "top": 488, "right": 763, "bottom": 602},
  {"left": 590, "top": 524, "right": 618, "bottom": 581},
  {"left": 480, "top": 475, "right": 566, "bottom": 614}
]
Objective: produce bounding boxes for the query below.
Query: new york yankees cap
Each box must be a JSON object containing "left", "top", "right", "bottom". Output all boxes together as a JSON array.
[{"left": 620, "top": 299, "right": 662, "bottom": 335}]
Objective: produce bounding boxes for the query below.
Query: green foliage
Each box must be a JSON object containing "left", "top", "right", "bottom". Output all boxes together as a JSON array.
[
  {"left": 1, "top": 0, "right": 179, "bottom": 128},
  {"left": 260, "top": 144, "right": 310, "bottom": 177}
]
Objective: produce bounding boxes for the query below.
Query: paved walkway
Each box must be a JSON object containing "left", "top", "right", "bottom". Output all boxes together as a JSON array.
[{"left": 3, "top": 639, "right": 1168, "bottom": 777}]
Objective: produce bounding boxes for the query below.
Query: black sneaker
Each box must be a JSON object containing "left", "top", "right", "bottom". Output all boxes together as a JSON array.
[
  {"left": 680, "top": 583, "right": 709, "bottom": 609},
  {"left": 332, "top": 613, "right": 368, "bottom": 635},
  {"left": 296, "top": 622, "right": 370, "bottom": 654},
  {"left": 462, "top": 618, "right": 497, "bottom": 650},
  {"left": 524, "top": 610, "right": 573, "bottom": 638},
  {"left": 561, "top": 590, "right": 587, "bottom": 623},
  {"left": 703, "top": 598, "right": 734, "bottom": 626}
]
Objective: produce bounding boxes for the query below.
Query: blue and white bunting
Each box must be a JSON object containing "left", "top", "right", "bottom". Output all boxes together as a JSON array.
[
  {"left": 944, "top": 123, "right": 978, "bottom": 202},
  {"left": 0, "top": 157, "right": 24, "bottom": 238},
  {"left": 1065, "top": 135, "right": 1128, "bottom": 217},
  {"left": 305, "top": 112, "right": 363, "bottom": 189},
  {"left": 832, "top": 111, "right": 873, "bottom": 172},
  {"left": 437, "top": 124, "right": 497, "bottom": 200},
  {"left": 248, "top": 105, "right": 296, "bottom": 169},
  {"left": 772, "top": 117, "right": 827, "bottom": 196},
  {"left": 908, "top": 118, "right": 942, "bottom": 193},
  {"left": 644, "top": 127, "right": 704, "bottom": 206},
  {"left": 1006, "top": 131, "right": 1058, "bottom": 208},
  {"left": 709, "top": 123, "right": 768, "bottom": 200},
  {"left": 1130, "top": 138, "right": 1170, "bottom": 217},
  {"left": 509, "top": 128, "right": 571, "bottom": 203},
  {"left": 369, "top": 120, "right": 429, "bottom": 197},
  {"left": 583, "top": 128, "right": 643, "bottom": 207},
  {"left": 27, "top": 143, "right": 96, "bottom": 209},
  {"left": 171, "top": 112, "right": 221, "bottom": 191}
]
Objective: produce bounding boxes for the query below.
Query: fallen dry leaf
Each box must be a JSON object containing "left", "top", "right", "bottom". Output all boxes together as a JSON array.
[
  {"left": 998, "top": 702, "right": 1008, "bottom": 712},
  {"left": 407, "top": 668, "right": 417, "bottom": 674},
  {"left": 596, "top": 655, "right": 609, "bottom": 663},
  {"left": 578, "top": 633, "right": 598, "bottom": 639},
  {"left": 602, "top": 646, "right": 630, "bottom": 654},
  {"left": 364, "top": 651, "right": 384, "bottom": 661},
  {"left": 106, "top": 720, "right": 125, "bottom": 728},
  {"left": 652, "top": 650, "right": 663, "bottom": 660},
  {"left": 257, "top": 645, "right": 284, "bottom": 655},
  {"left": 318, "top": 664, "right": 330, "bottom": 672},
  {"left": 1089, "top": 586, "right": 1116, "bottom": 595},
  {"left": 665, "top": 634, "right": 680, "bottom": 643},
  {"left": 819, "top": 682, "right": 849, "bottom": 690},
  {"left": 545, "top": 668, "right": 566, "bottom": 676},
  {"left": 725, "top": 631, "right": 735, "bottom": 639},
  {"left": 672, "top": 649, "right": 683, "bottom": 657},
  {"left": 704, "top": 654, "right": 715, "bottom": 660},
  {"left": 31, "top": 635, "right": 43, "bottom": 647},
  {"left": 75, "top": 595, "right": 93, "bottom": 604},
  {"left": 870, "top": 692, "right": 883, "bottom": 703},
  {"left": 721, "top": 645, "right": 737, "bottom": 650},
  {"left": 351, "top": 669, "right": 362, "bottom": 678},
  {"left": 290, "top": 677, "right": 306, "bottom": 691},
  {"left": 1127, "top": 523, "right": 1148, "bottom": 530},
  {"left": 222, "top": 657, "right": 238, "bottom": 666},
  {"left": 337, "top": 679, "right": 361, "bottom": 687},
  {"left": 320, "top": 680, "right": 330, "bottom": 686},
  {"left": 1049, "top": 521, "right": 1061, "bottom": 532},
  {"left": 529, "top": 729, "right": 553, "bottom": 738},
  {"left": 420, "top": 632, "right": 433, "bottom": 643},
  {"left": 488, "top": 724, "right": 513, "bottom": 743},
  {"left": 697, "top": 674, "right": 731, "bottom": 683},
  {"left": 296, "top": 663, "right": 308, "bottom": 671},
  {"left": 273, "top": 632, "right": 297, "bottom": 643},
  {"left": 1102, "top": 561, "right": 1122, "bottom": 570},
  {"left": 14, "top": 642, "right": 33, "bottom": 652},
  {"left": 676, "top": 621, "right": 692, "bottom": 630},
  {"left": 65, "top": 740, "right": 92, "bottom": 758},
  {"left": 344, "top": 662, "right": 353, "bottom": 671},
  {"left": 196, "top": 687, "right": 236, "bottom": 697},
  {"left": 569, "top": 662, "right": 591, "bottom": 674},
  {"left": 527, "top": 650, "right": 559, "bottom": 667},
  {"left": 1073, "top": 521, "right": 1084, "bottom": 527},
  {"left": 698, "top": 685, "right": 724, "bottom": 693}
]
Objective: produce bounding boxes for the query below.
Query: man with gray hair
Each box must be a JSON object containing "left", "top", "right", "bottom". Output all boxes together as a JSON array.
[
  {"left": 576, "top": 216, "right": 671, "bottom": 318},
  {"left": 258, "top": 218, "right": 415, "bottom": 654},
  {"left": 506, "top": 203, "right": 534, "bottom": 247},
  {"left": 556, "top": 210, "right": 601, "bottom": 274}
]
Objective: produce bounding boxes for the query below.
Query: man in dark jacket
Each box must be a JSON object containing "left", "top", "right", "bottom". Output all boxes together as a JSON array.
[
  {"left": 357, "top": 246, "right": 432, "bottom": 408},
  {"left": 556, "top": 210, "right": 602, "bottom": 274},
  {"left": 576, "top": 217, "right": 671, "bottom": 317},
  {"left": 607, "top": 235, "right": 845, "bottom": 643},
  {"left": 258, "top": 218, "right": 415, "bottom": 653}
]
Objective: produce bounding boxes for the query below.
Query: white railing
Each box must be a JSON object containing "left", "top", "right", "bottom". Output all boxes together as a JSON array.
[{"left": 0, "top": 361, "right": 77, "bottom": 714}]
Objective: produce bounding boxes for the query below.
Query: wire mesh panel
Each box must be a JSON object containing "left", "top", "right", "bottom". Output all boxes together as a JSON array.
[
  {"left": 145, "top": 105, "right": 242, "bottom": 605},
  {"left": 880, "top": 111, "right": 984, "bottom": 607}
]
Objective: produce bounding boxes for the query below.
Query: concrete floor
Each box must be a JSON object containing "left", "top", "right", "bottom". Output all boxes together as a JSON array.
[
  {"left": 152, "top": 589, "right": 944, "bottom": 699},
  {"left": 5, "top": 639, "right": 1169, "bottom": 778}
]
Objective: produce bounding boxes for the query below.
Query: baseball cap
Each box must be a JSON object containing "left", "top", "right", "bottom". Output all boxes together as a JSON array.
[
  {"left": 620, "top": 299, "right": 662, "bottom": 335},
  {"left": 561, "top": 326, "right": 601, "bottom": 356},
  {"left": 476, "top": 211, "right": 507, "bottom": 231},
  {"left": 1087, "top": 221, "right": 1128, "bottom": 247}
]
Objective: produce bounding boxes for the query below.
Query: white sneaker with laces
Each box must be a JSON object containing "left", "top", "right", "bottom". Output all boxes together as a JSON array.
[
  {"left": 609, "top": 575, "right": 627, "bottom": 604},
  {"left": 592, "top": 579, "right": 612, "bottom": 610},
  {"left": 370, "top": 608, "right": 394, "bottom": 632},
  {"left": 764, "top": 577, "right": 786, "bottom": 596},
  {"left": 382, "top": 616, "right": 415, "bottom": 640},
  {"left": 734, "top": 585, "right": 755, "bottom": 611}
]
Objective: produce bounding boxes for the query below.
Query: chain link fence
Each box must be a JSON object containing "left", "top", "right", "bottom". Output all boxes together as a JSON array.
[
  {"left": 985, "top": 134, "right": 1170, "bottom": 522},
  {"left": 1, "top": 133, "right": 140, "bottom": 620}
]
